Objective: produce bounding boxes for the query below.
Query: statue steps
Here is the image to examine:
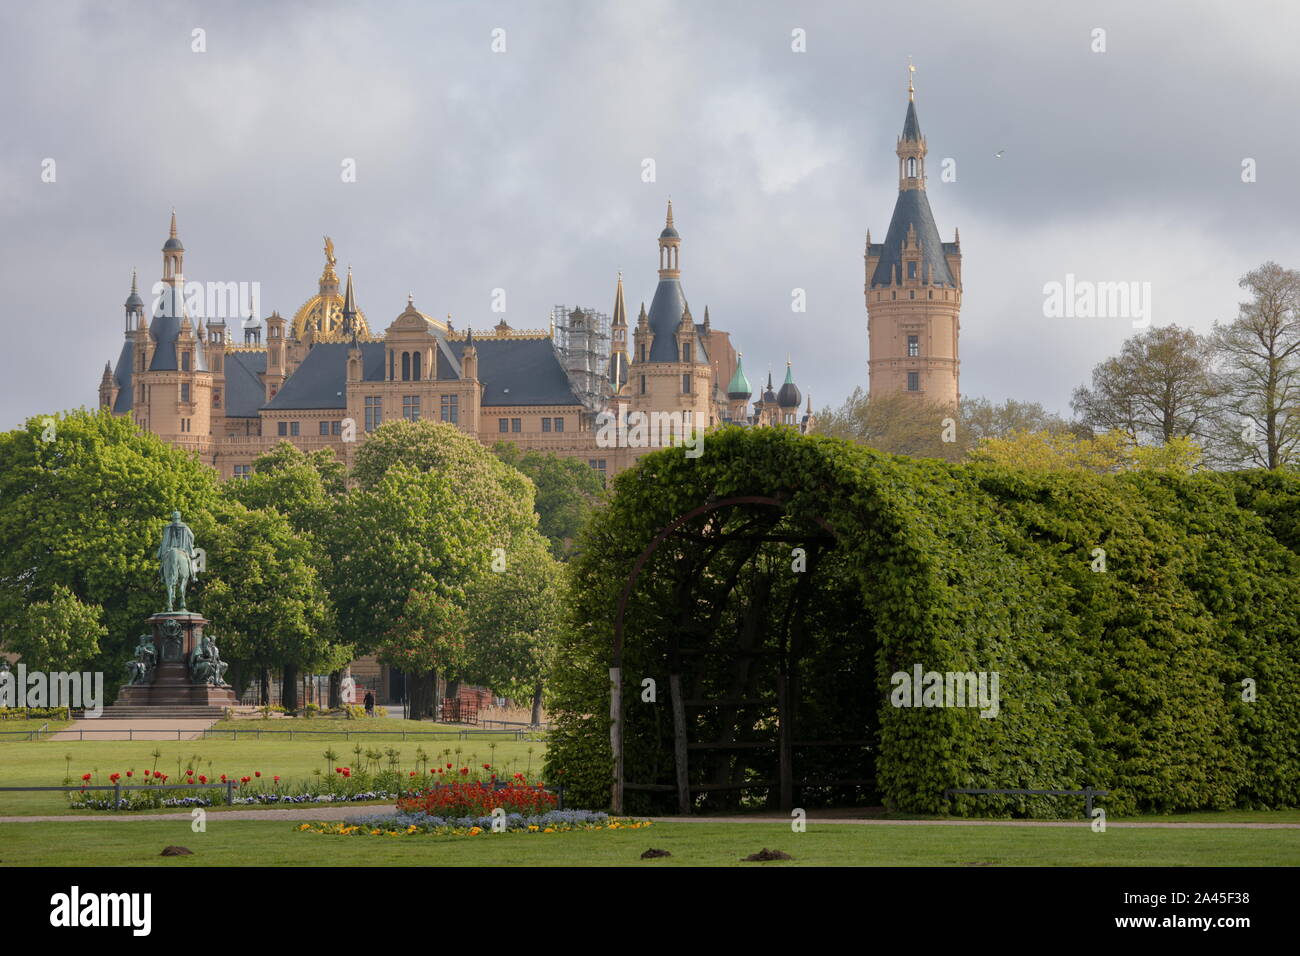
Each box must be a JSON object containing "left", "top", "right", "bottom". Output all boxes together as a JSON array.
[{"left": 88, "top": 706, "right": 228, "bottom": 720}]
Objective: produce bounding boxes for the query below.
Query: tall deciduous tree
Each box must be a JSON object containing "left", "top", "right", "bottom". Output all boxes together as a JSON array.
[
  {"left": 463, "top": 535, "right": 567, "bottom": 724},
  {"left": 492, "top": 443, "right": 605, "bottom": 559},
  {"left": 201, "top": 503, "right": 342, "bottom": 707},
  {"left": 1071, "top": 325, "right": 1220, "bottom": 447},
  {"left": 4, "top": 584, "right": 107, "bottom": 672},
  {"left": 1210, "top": 262, "right": 1300, "bottom": 469}
]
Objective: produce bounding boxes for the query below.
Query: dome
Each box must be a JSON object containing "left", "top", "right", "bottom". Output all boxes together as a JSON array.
[
  {"left": 125, "top": 291, "right": 144, "bottom": 309},
  {"left": 726, "top": 355, "right": 752, "bottom": 400},
  {"left": 777, "top": 363, "right": 801, "bottom": 408},
  {"left": 162, "top": 237, "right": 184, "bottom": 251},
  {"left": 659, "top": 225, "right": 679, "bottom": 239}
]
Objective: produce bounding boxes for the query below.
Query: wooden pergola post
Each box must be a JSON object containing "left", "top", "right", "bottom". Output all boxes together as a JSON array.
[{"left": 609, "top": 666, "right": 623, "bottom": 814}]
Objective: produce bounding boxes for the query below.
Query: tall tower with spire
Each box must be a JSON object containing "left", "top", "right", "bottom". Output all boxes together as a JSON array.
[
  {"left": 628, "top": 200, "right": 716, "bottom": 434},
  {"left": 865, "top": 67, "right": 962, "bottom": 406}
]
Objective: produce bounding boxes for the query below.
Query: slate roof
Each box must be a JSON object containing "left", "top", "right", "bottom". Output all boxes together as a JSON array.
[
  {"left": 147, "top": 313, "right": 209, "bottom": 372},
  {"left": 110, "top": 340, "right": 133, "bottom": 415},
  {"left": 869, "top": 188, "right": 956, "bottom": 288},
  {"left": 224, "top": 350, "right": 268, "bottom": 418},
  {"left": 449, "top": 337, "right": 582, "bottom": 406},
  {"left": 265, "top": 343, "right": 384, "bottom": 410},
  {"left": 901, "top": 99, "right": 922, "bottom": 141}
]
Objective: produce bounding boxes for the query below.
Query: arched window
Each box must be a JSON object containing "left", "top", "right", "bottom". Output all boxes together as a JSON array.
[
  {"left": 401, "top": 352, "right": 411, "bottom": 381},
  {"left": 412, "top": 351, "right": 422, "bottom": 381},
  {"left": 907, "top": 157, "right": 918, "bottom": 177}
]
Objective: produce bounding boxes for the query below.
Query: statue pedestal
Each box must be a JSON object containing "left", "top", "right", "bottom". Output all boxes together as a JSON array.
[{"left": 112, "top": 612, "right": 238, "bottom": 709}]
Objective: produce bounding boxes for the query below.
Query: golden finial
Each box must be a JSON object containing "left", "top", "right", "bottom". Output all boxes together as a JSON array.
[{"left": 908, "top": 57, "right": 915, "bottom": 100}]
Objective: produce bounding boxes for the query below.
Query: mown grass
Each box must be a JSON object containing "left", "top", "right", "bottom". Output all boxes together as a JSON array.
[{"left": 0, "top": 819, "right": 1296, "bottom": 867}]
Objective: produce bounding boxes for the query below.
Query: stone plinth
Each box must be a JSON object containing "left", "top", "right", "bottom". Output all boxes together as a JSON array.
[{"left": 113, "top": 612, "right": 237, "bottom": 708}]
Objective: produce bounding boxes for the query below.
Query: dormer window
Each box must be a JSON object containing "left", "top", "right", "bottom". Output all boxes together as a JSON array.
[
  {"left": 181, "top": 351, "right": 191, "bottom": 371},
  {"left": 908, "top": 262, "right": 917, "bottom": 280},
  {"left": 682, "top": 343, "right": 692, "bottom": 363}
]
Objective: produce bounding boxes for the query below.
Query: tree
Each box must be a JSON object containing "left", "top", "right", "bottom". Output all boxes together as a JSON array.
[
  {"left": 969, "top": 429, "right": 1202, "bottom": 474},
  {"left": 227, "top": 442, "right": 345, "bottom": 705},
  {"left": 1071, "top": 325, "right": 1220, "bottom": 447},
  {"left": 0, "top": 409, "right": 223, "bottom": 685},
  {"left": 1209, "top": 262, "right": 1300, "bottom": 469},
  {"left": 327, "top": 424, "right": 539, "bottom": 719},
  {"left": 4, "top": 585, "right": 107, "bottom": 672},
  {"left": 959, "top": 397, "right": 1076, "bottom": 443},
  {"left": 463, "top": 534, "right": 567, "bottom": 724},
  {"left": 813, "top": 388, "right": 961, "bottom": 459},
  {"left": 201, "top": 503, "right": 343, "bottom": 708},
  {"left": 492, "top": 442, "right": 605, "bottom": 559}
]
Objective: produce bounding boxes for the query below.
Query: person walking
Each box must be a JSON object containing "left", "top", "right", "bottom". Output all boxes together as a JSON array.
[{"left": 363, "top": 691, "right": 374, "bottom": 717}]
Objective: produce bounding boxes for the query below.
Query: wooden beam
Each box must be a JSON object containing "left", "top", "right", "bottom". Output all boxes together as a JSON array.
[
  {"left": 777, "top": 674, "right": 793, "bottom": 812},
  {"left": 670, "top": 674, "right": 690, "bottom": 815},
  {"left": 609, "top": 666, "right": 622, "bottom": 814}
]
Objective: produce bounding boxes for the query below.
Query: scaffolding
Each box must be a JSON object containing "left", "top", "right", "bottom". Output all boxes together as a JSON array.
[{"left": 551, "top": 304, "right": 612, "bottom": 414}]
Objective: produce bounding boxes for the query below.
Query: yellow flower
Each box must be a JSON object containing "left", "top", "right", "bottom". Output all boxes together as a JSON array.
[
  {"left": 543, "top": 827, "right": 555, "bottom": 833},
  {"left": 527, "top": 825, "right": 539, "bottom": 831},
  {"left": 468, "top": 826, "right": 482, "bottom": 835}
]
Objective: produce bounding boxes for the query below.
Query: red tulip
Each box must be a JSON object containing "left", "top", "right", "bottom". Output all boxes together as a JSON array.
[{"left": 81, "top": 773, "right": 91, "bottom": 781}]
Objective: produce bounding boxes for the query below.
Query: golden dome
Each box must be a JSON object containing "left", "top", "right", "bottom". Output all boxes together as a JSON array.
[{"left": 291, "top": 237, "right": 373, "bottom": 341}]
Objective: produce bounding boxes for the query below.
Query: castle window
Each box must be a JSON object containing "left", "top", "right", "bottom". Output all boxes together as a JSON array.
[
  {"left": 907, "top": 372, "right": 920, "bottom": 392},
  {"left": 233, "top": 465, "right": 251, "bottom": 480},
  {"left": 909, "top": 290, "right": 916, "bottom": 299},
  {"left": 639, "top": 345, "right": 646, "bottom": 362},
  {"left": 908, "top": 262, "right": 916, "bottom": 280},
  {"left": 388, "top": 351, "right": 395, "bottom": 381},
  {"left": 440, "top": 394, "right": 458, "bottom": 424},
  {"left": 640, "top": 375, "right": 646, "bottom": 394},
  {"left": 278, "top": 421, "right": 287, "bottom": 436},
  {"left": 401, "top": 352, "right": 411, "bottom": 381},
  {"left": 891, "top": 291, "right": 897, "bottom": 300},
  {"left": 908, "top": 335, "right": 920, "bottom": 357},
  {"left": 511, "top": 418, "right": 521, "bottom": 433},
  {"left": 498, "top": 418, "right": 509, "bottom": 433},
  {"left": 290, "top": 421, "right": 300, "bottom": 436},
  {"left": 319, "top": 420, "right": 331, "bottom": 436},
  {"left": 365, "top": 396, "right": 382, "bottom": 432},
  {"left": 928, "top": 290, "right": 933, "bottom": 299},
  {"left": 682, "top": 343, "right": 692, "bottom": 363},
  {"left": 554, "top": 417, "right": 564, "bottom": 433},
  {"left": 181, "top": 351, "right": 191, "bottom": 371},
  {"left": 213, "top": 389, "right": 221, "bottom": 408},
  {"left": 907, "top": 157, "right": 917, "bottom": 177},
  {"left": 413, "top": 352, "right": 422, "bottom": 381},
  {"left": 332, "top": 420, "right": 342, "bottom": 435},
  {"left": 682, "top": 373, "right": 692, "bottom": 394},
  {"left": 402, "top": 395, "right": 421, "bottom": 421},
  {"left": 180, "top": 383, "right": 191, "bottom": 403}
]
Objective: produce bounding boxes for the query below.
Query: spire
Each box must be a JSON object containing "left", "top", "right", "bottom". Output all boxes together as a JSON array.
[
  {"left": 612, "top": 272, "right": 627, "bottom": 327},
  {"left": 637, "top": 302, "right": 648, "bottom": 327},
  {"left": 907, "top": 57, "right": 916, "bottom": 102},
  {"left": 778, "top": 360, "right": 801, "bottom": 409},
  {"left": 342, "top": 266, "right": 357, "bottom": 335},
  {"left": 703, "top": 305, "right": 711, "bottom": 330},
  {"left": 169, "top": 209, "right": 177, "bottom": 239},
  {"left": 658, "top": 198, "right": 681, "bottom": 278}
]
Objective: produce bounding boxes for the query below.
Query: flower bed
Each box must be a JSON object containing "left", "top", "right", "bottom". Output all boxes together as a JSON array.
[
  {"left": 396, "top": 775, "right": 556, "bottom": 817},
  {"left": 297, "top": 809, "right": 651, "bottom": 837}
]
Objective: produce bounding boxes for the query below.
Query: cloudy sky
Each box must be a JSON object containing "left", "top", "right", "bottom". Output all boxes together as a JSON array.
[{"left": 2, "top": 0, "right": 1297, "bottom": 429}]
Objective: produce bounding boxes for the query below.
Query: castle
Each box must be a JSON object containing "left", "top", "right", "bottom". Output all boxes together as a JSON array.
[{"left": 99, "top": 203, "right": 814, "bottom": 481}]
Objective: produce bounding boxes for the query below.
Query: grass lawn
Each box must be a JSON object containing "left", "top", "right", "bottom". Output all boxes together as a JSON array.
[
  {"left": 0, "top": 735, "right": 549, "bottom": 817},
  {"left": 0, "top": 818, "right": 1296, "bottom": 866},
  {"left": 0, "top": 719, "right": 72, "bottom": 737}
]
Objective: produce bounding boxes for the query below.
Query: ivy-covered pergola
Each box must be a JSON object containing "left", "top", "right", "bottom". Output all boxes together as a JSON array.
[{"left": 547, "top": 426, "right": 1300, "bottom": 818}]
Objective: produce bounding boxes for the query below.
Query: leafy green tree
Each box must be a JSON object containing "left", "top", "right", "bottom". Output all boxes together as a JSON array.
[
  {"left": 201, "top": 503, "right": 343, "bottom": 707},
  {"left": 328, "top": 425, "right": 539, "bottom": 718},
  {"left": 463, "top": 534, "right": 567, "bottom": 724},
  {"left": 969, "top": 429, "right": 1202, "bottom": 474},
  {"left": 1071, "top": 325, "right": 1220, "bottom": 447},
  {"left": 4, "top": 584, "right": 107, "bottom": 672},
  {"left": 959, "top": 397, "right": 1076, "bottom": 443},
  {"left": 492, "top": 442, "right": 605, "bottom": 558}
]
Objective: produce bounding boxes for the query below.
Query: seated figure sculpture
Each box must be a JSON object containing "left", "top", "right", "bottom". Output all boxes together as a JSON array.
[
  {"left": 124, "top": 634, "right": 157, "bottom": 686},
  {"left": 189, "top": 635, "right": 229, "bottom": 686}
]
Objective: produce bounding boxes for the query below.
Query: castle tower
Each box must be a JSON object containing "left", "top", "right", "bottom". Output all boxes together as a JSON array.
[
  {"left": 865, "top": 69, "right": 962, "bottom": 406},
  {"left": 776, "top": 360, "right": 802, "bottom": 427},
  {"left": 629, "top": 202, "right": 714, "bottom": 435},
  {"left": 136, "top": 212, "right": 212, "bottom": 452},
  {"left": 101, "top": 271, "right": 146, "bottom": 415}
]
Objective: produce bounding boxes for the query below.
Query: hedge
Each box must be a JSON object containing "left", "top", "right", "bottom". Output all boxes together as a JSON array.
[{"left": 544, "top": 427, "right": 1300, "bottom": 817}]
